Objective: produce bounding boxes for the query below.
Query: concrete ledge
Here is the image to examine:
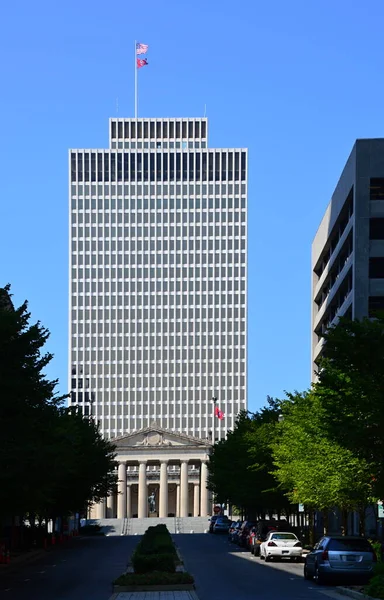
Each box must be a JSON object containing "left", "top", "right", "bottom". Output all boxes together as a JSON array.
[
  {"left": 113, "top": 583, "right": 195, "bottom": 592},
  {"left": 336, "top": 586, "right": 376, "bottom": 600}
]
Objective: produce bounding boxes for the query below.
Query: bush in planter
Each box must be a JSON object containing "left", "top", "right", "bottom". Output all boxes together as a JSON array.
[
  {"left": 132, "top": 552, "right": 176, "bottom": 574},
  {"left": 365, "top": 574, "right": 384, "bottom": 599},
  {"left": 114, "top": 571, "right": 194, "bottom": 586}
]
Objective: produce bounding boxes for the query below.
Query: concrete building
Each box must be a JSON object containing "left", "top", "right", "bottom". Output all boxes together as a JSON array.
[
  {"left": 69, "top": 117, "right": 248, "bottom": 518},
  {"left": 69, "top": 117, "right": 247, "bottom": 441},
  {"left": 93, "top": 425, "right": 212, "bottom": 519},
  {"left": 312, "top": 138, "right": 384, "bottom": 379}
]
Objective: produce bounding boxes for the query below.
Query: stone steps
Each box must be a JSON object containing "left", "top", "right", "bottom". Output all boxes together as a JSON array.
[{"left": 91, "top": 517, "right": 210, "bottom": 536}]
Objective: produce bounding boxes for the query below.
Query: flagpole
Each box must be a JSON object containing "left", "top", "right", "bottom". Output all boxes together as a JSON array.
[
  {"left": 134, "top": 40, "right": 138, "bottom": 118},
  {"left": 212, "top": 396, "right": 217, "bottom": 444}
]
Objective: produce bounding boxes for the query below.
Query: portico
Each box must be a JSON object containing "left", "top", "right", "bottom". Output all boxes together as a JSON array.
[{"left": 91, "top": 426, "right": 212, "bottom": 519}]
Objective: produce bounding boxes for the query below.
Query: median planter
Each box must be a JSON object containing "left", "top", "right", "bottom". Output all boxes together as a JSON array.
[
  {"left": 112, "top": 524, "right": 195, "bottom": 592},
  {"left": 113, "top": 571, "right": 195, "bottom": 592}
]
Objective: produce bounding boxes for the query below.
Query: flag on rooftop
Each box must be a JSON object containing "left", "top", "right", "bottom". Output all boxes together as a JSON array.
[
  {"left": 137, "top": 58, "right": 148, "bottom": 69},
  {"left": 136, "top": 42, "right": 148, "bottom": 55}
]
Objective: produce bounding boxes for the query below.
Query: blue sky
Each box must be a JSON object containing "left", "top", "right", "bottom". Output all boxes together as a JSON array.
[{"left": 1, "top": 0, "right": 383, "bottom": 413}]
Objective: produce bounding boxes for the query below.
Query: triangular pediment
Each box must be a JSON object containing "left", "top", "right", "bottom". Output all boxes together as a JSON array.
[{"left": 112, "top": 425, "right": 211, "bottom": 449}]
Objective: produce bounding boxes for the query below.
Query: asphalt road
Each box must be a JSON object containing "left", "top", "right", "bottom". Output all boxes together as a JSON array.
[
  {"left": 175, "top": 533, "right": 349, "bottom": 600},
  {"left": 0, "top": 535, "right": 138, "bottom": 600}
]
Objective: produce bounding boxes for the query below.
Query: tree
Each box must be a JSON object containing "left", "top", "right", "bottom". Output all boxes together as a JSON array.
[
  {"left": 0, "top": 285, "right": 117, "bottom": 531},
  {"left": 208, "top": 400, "right": 290, "bottom": 517},
  {"left": 272, "top": 391, "right": 374, "bottom": 523},
  {"left": 316, "top": 315, "right": 384, "bottom": 499}
]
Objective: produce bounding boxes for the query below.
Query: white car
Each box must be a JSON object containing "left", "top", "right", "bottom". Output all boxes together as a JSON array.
[{"left": 260, "top": 531, "right": 303, "bottom": 562}]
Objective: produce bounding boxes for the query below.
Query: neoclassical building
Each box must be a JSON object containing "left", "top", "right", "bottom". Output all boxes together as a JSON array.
[{"left": 91, "top": 426, "right": 212, "bottom": 519}]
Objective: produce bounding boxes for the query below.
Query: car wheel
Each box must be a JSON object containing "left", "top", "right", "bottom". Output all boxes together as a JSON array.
[
  {"left": 303, "top": 563, "right": 312, "bottom": 580},
  {"left": 314, "top": 564, "right": 325, "bottom": 585}
]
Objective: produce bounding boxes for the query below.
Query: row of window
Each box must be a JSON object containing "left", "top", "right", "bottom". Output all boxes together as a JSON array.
[
  {"left": 71, "top": 186, "right": 246, "bottom": 202},
  {"left": 315, "top": 231, "right": 353, "bottom": 310},
  {"left": 71, "top": 390, "right": 245, "bottom": 402},
  {"left": 71, "top": 356, "right": 245, "bottom": 375},
  {"left": 71, "top": 210, "right": 246, "bottom": 224},
  {"left": 110, "top": 140, "right": 206, "bottom": 150},
  {"left": 70, "top": 152, "right": 247, "bottom": 183},
  {"left": 72, "top": 306, "right": 245, "bottom": 321},
  {"left": 72, "top": 268, "right": 246, "bottom": 286},
  {"left": 111, "top": 119, "right": 207, "bottom": 140},
  {"left": 315, "top": 269, "right": 353, "bottom": 340},
  {"left": 314, "top": 188, "right": 354, "bottom": 279},
  {"left": 71, "top": 348, "right": 246, "bottom": 362}
]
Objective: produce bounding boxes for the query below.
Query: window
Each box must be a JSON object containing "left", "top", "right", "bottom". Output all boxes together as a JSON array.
[
  {"left": 328, "top": 538, "right": 373, "bottom": 552},
  {"left": 370, "top": 178, "right": 384, "bottom": 200},
  {"left": 369, "top": 257, "right": 384, "bottom": 278},
  {"left": 369, "top": 296, "right": 384, "bottom": 317},
  {"left": 370, "top": 218, "right": 384, "bottom": 240}
]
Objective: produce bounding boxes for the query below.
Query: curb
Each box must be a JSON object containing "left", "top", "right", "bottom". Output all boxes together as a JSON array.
[
  {"left": 109, "top": 592, "right": 199, "bottom": 599},
  {"left": 336, "top": 587, "right": 376, "bottom": 600}
]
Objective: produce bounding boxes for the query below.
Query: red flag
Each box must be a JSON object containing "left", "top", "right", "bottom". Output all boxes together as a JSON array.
[
  {"left": 137, "top": 58, "right": 148, "bottom": 69},
  {"left": 214, "top": 406, "right": 224, "bottom": 420}
]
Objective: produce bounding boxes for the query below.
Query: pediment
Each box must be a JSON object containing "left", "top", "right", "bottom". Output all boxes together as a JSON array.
[{"left": 112, "top": 425, "right": 211, "bottom": 449}]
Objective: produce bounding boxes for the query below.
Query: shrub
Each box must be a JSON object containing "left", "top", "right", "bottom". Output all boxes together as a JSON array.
[
  {"left": 114, "top": 571, "right": 194, "bottom": 586},
  {"left": 374, "top": 562, "right": 384, "bottom": 577},
  {"left": 370, "top": 540, "right": 383, "bottom": 563},
  {"left": 365, "top": 574, "right": 384, "bottom": 599},
  {"left": 132, "top": 552, "right": 176, "bottom": 574}
]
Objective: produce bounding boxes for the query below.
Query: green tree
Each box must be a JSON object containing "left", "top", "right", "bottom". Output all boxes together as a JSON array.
[
  {"left": 208, "top": 400, "right": 290, "bottom": 517},
  {"left": 316, "top": 315, "right": 384, "bottom": 499},
  {"left": 0, "top": 285, "right": 117, "bottom": 529},
  {"left": 272, "top": 391, "right": 374, "bottom": 532}
]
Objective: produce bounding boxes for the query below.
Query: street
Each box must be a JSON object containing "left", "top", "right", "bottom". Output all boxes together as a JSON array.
[
  {"left": 0, "top": 533, "right": 353, "bottom": 600},
  {"left": 0, "top": 535, "right": 137, "bottom": 600},
  {"left": 176, "top": 533, "right": 348, "bottom": 600}
]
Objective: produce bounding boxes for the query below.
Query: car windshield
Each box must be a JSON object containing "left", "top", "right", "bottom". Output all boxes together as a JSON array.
[
  {"left": 271, "top": 533, "right": 297, "bottom": 540},
  {"left": 328, "top": 539, "right": 373, "bottom": 552}
]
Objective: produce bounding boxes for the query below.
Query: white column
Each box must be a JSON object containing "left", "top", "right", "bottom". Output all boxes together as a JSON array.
[
  {"left": 176, "top": 484, "right": 180, "bottom": 517},
  {"left": 138, "top": 461, "right": 147, "bottom": 519},
  {"left": 193, "top": 483, "right": 200, "bottom": 517},
  {"left": 106, "top": 494, "right": 114, "bottom": 518},
  {"left": 117, "top": 462, "right": 127, "bottom": 519},
  {"left": 159, "top": 461, "right": 168, "bottom": 518},
  {"left": 127, "top": 484, "right": 132, "bottom": 519},
  {"left": 96, "top": 498, "right": 106, "bottom": 520},
  {"left": 200, "top": 461, "right": 209, "bottom": 516},
  {"left": 180, "top": 461, "right": 189, "bottom": 517}
]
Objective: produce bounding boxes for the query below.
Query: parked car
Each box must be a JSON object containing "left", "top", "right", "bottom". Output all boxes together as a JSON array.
[
  {"left": 260, "top": 531, "right": 302, "bottom": 562},
  {"left": 208, "top": 515, "right": 219, "bottom": 533},
  {"left": 304, "top": 536, "right": 376, "bottom": 585},
  {"left": 238, "top": 521, "right": 257, "bottom": 548},
  {"left": 250, "top": 520, "right": 292, "bottom": 556},
  {"left": 213, "top": 516, "right": 231, "bottom": 534},
  {"left": 229, "top": 521, "right": 243, "bottom": 543},
  {"left": 227, "top": 521, "right": 237, "bottom": 540}
]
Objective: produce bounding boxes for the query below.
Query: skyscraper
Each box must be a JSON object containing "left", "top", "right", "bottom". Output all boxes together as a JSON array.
[
  {"left": 311, "top": 138, "right": 384, "bottom": 379},
  {"left": 69, "top": 117, "right": 247, "bottom": 440}
]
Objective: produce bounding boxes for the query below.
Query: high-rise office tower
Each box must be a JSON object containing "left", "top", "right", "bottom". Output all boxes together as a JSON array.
[
  {"left": 312, "top": 138, "right": 384, "bottom": 379},
  {"left": 69, "top": 118, "right": 247, "bottom": 440}
]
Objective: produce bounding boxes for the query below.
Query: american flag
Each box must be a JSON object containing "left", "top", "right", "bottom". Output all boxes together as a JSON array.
[{"left": 136, "top": 42, "right": 148, "bottom": 55}]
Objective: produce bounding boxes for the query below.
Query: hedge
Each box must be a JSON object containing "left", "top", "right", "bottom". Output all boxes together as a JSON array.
[{"left": 132, "top": 552, "right": 176, "bottom": 574}]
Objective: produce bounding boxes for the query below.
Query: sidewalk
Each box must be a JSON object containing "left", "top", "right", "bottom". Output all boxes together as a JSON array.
[{"left": 0, "top": 535, "right": 83, "bottom": 573}]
